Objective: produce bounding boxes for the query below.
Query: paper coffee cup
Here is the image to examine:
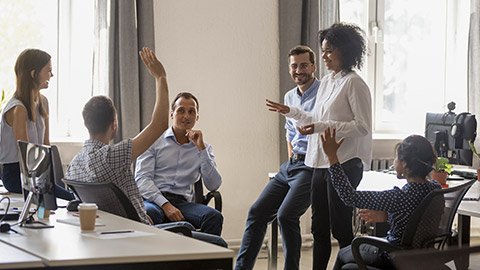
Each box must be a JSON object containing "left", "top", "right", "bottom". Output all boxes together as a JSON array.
[{"left": 78, "top": 203, "right": 98, "bottom": 231}]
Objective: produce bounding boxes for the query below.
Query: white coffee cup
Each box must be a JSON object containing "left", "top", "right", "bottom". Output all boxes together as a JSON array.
[{"left": 78, "top": 203, "right": 98, "bottom": 231}]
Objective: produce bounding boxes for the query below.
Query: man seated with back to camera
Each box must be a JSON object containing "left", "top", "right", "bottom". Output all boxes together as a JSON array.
[
  {"left": 65, "top": 47, "right": 226, "bottom": 247},
  {"left": 134, "top": 92, "right": 223, "bottom": 237}
]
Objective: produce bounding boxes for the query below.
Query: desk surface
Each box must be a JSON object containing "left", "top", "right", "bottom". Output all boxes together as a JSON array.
[
  {"left": 457, "top": 180, "right": 480, "bottom": 218},
  {"left": 361, "top": 171, "right": 480, "bottom": 214},
  {"left": 0, "top": 241, "right": 43, "bottom": 269},
  {"left": 0, "top": 207, "right": 234, "bottom": 267}
]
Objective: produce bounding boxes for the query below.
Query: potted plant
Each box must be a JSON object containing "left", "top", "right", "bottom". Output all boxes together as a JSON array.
[
  {"left": 431, "top": 157, "right": 451, "bottom": 186},
  {"left": 468, "top": 140, "right": 480, "bottom": 181},
  {"left": 0, "top": 89, "right": 12, "bottom": 110}
]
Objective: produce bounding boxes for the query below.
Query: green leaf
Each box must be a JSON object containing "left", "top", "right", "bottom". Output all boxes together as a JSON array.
[{"left": 469, "top": 140, "right": 480, "bottom": 159}]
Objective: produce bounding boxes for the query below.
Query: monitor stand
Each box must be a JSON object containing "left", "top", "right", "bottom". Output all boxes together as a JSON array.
[{"left": 18, "top": 192, "right": 54, "bottom": 229}]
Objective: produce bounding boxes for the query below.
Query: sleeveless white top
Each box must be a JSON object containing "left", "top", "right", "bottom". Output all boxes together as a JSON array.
[{"left": 0, "top": 96, "right": 46, "bottom": 164}]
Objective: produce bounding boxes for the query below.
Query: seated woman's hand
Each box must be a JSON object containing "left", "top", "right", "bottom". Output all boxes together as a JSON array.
[
  {"left": 320, "top": 127, "right": 344, "bottom": 165},
  {"left": 358, "top": 209, "right": 387, "bottom": 224}
]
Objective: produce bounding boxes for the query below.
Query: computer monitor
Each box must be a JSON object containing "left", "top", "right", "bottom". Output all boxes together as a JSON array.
[
  {"left": 425, "top": 107, "right": 477, "bottom": 166},
  {"left": 16, "top": 141, "right": 57, "bottom": 224}
]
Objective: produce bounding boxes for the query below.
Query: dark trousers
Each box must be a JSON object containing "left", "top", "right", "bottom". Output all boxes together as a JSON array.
[
  {"left": 144, "top": 193, "right": 223, "bottom": 236},
  {"left": 1, "top": 162, "right": 74, "bottom": 201},
  {"left": 235, "top": 158, "right": 313, "bottom": 270},
  {"left": 311, "top": 158, "right": 363, "bottom": 270}
]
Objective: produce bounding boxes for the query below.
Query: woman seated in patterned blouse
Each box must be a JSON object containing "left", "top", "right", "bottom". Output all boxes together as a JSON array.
[{"left": 320, "top": 127, "right": 442, "bottom": 269}]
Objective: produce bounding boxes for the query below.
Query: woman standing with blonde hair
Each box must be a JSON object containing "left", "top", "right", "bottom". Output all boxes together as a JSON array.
[{"left": 0, "top": 49, "right": 72, "bottom": 200}]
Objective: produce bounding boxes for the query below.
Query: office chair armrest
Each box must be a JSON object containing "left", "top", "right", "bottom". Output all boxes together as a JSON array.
[
  {"left": 203, "top": 190, "right": 222, "bottom": 212},
  {"left": 160, "top": 224, "right": 193, "bottom": 237},
  {"left": 423, "top": 232, "right": 452, "bottom": 249},
  {"left": 351, "top": 236, "right": 404, "bottom": 270}
]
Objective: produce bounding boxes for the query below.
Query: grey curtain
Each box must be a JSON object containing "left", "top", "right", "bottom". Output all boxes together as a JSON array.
[
  {"left": 104, "top": 0, "right": 156, "bottom": 142},
  {"left": 469, "top": 0, "right": 480, "bottom": 167},
  {"left": 278, "top": 0, "right": 338, "bottom": 161}
]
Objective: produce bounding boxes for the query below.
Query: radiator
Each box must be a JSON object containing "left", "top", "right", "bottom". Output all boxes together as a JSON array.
[{"left": 370, "top": 158, "right": 394, "bottom": 171}]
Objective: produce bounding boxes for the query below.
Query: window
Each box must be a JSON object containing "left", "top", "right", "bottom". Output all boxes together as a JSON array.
[
  {"left": 340, "top": 0, "right": 470, "bottom": 136},
  {"left": 0, "top": 0, "right": 98, "bottom": 141}
]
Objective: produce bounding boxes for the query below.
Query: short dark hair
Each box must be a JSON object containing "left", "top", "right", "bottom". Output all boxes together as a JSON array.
[
  {"left": 288, "top": 45, "right": 316, "bottom": 65},
  {"left": 318, "top": 22, "right": 366, "bottom": 72},
  {"left": 82, "top": 95, "right": 117, "bottom": 136},
  {"left": 171, "top": 92, "right": 199, "bottom": 111},
  {"left": 396, "top": 135, "right": 437, "bottom": 179}
]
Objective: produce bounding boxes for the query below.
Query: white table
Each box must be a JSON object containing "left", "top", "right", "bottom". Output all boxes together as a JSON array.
[
  {"left": 0, "top": 241, "right": 43, "bottom": 269},
  {"left": 0, "top": 207, "right": 234, "bottom": 269},
  {"left": 456, "top": 180, "right": 480, "bottom": 247}
]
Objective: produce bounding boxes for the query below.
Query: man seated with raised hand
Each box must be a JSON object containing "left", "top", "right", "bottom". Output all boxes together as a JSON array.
[
  {"left": 65, "top": 47, "right": 226, "bottom": 247},
  {"left": 134, "top": 92, "right": 223, "bottom": 237}
]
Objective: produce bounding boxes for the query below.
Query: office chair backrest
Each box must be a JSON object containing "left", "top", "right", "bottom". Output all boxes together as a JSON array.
[
  {"left": 402, "top": 179, "right": 475, "bottom": 249},
  {"left": 62, "top": 179, "right": 141, "bottom": 222},
  {"left": 193, "top": 177, "right": 222, "bottom": 212},
  {"left": 50, "top": 145, "right": 65, "bottom": 188}
]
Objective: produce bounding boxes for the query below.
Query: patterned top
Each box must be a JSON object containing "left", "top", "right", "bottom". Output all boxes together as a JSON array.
[
  {"left": 65, "top": 139, "right": 149, "bottom": 224},
  {"left": 328, "top": 163, "right": 441, "bottom": 244}
]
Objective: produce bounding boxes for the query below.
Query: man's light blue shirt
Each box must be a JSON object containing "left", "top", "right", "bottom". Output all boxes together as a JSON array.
[
  {"left": 135, "top": 127, "right": 222, "bottom": 207},
  {"left": 284, "top": 78, "right": 319, "bottom": 155}
]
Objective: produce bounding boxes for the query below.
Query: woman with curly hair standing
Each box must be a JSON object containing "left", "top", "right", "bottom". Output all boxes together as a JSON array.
[{"left": 267, "top": 22, "right": 372, "bottom": 269}]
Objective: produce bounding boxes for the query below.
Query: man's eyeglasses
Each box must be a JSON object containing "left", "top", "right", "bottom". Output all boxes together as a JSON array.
[{"left": 289, "top": 63, "right": 313, "bottom": 70}]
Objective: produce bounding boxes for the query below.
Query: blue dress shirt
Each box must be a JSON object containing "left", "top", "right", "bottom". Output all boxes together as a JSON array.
[
  {"left": 135, "top": 127, "right": 222, "bottom": 207},
  {"left": 284, "top": 78, "right": 319, "bottom": 155}
]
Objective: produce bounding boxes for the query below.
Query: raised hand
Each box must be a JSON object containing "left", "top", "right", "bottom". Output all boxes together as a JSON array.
[
  {"left": 139, "top": 47, "right": 166, "bottom": 79},
  {"left": 320, "top": 127, "right": 344, "bottom": 165},
  {"left": 359, "top": 209, "right": 387, "bottom": 224},
  {"left": 266, "top": 99, "right": 290, "bottom": 114},
  {"left": 186, "top": 129, "right": 206, "bottom": 151}
]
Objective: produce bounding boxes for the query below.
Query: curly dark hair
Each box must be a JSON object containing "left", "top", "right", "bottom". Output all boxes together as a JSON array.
[
  {"left": 396, "top": 135, "right": 437, "bottom": 179},
  {"left": 318, "top": 22, "right": 366, "bottom": 72}
]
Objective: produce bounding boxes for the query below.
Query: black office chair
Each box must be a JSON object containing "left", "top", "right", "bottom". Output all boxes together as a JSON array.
[
  {"left": 62, "top": 179, "right": 192, "bottom": 237},
  {"left": 348, "top": 179, "right": 476, "bottom": 270},
  {"left": 194, "top": 177, "right": 222, "bottom": 212},
  {"left": 391, "top": 245, "right": 480, "bottom": 270}
]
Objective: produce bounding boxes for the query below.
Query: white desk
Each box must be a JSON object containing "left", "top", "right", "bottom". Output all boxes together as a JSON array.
[
  {"left": 456, "top": 180, "right": 480, "bottom": 247},
  {"left": 0, "top": 208, "right": 234, "bottom": 269},
  {"left": 0, "top": 241, "right": 43, "bottom": 269}
]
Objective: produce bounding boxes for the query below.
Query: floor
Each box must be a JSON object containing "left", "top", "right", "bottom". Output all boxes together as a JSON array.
[
  {"left": 233, "top": 244, "right": 339, "bottom": 270},
  {"left": 231, "top": 239, "right": 480, "bottom": 270}
]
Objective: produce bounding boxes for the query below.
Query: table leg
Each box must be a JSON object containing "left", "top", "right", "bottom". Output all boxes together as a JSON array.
[{"left": 458, "top": 213, "right": 471, "bottom": 248}]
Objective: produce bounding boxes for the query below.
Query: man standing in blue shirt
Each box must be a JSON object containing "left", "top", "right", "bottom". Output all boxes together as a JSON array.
[
  {"left": 235, "top": 45, "right": 318, "bottom": 270},
  {"left": 135, "top": 92, "right": 223, "bottom": 236}
]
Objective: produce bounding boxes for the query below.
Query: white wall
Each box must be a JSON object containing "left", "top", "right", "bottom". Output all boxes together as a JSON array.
[{"left": 153, "top": 0, "right": 280, "bottom": 241}]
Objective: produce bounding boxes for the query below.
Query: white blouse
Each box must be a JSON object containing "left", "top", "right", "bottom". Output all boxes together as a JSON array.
[{"left": 284, "top": 71, "right": 372, "bottom": 169}]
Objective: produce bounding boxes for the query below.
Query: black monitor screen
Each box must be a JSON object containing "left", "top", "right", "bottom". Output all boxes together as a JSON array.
[
  {"left": 425, "top": 112, "right": 477, "bottom": 166},
  {"left": 17, "top": 141, "right": 57, "bottom": 210}
]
